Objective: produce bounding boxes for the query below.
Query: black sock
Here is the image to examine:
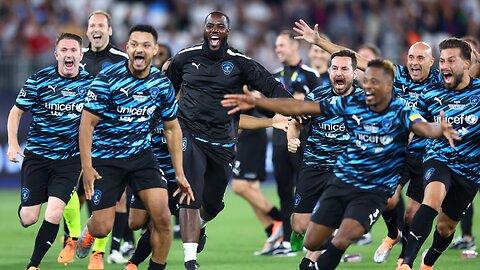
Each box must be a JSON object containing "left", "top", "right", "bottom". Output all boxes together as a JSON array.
[
  {"left": 111, "top": 212, "right": 128, "bottom": 252},
  {"left": 123, "top": 224, "right": 135, "bottom": 244},
  {"left": 265, "top": 224, "right": 273, "bottom": 237},
  {"left": 382, "top": 208, "right": 399, "bottom": 239},
  {"left": 147, "top": 259, "right": 166, "bottom": 270},
  {"left": 267, "top": 207, "right": 282, "bottom": 221},
  {"left": 399, "top": 224, "right": 410, "bottom": 259},
  {"left": 27, "top": 219, "right": 59, "bottom": 268},
  {"left": 130, "top": 229, "right": 152, "bottom": 265},
  {"left": 461, "top": 205, "right": 473, "bottom": 237},
  {"left": 299, "top": 257, "right": 314, "bottom": 270},
  {"left": 423, "top": 228, "right": 455, "bottom": 266},
  {"left": 402, "top": 204, "right": 438, "bottom": 267},
  {"left": 316, "top": 241, "right": 345, "bottom": 270}
]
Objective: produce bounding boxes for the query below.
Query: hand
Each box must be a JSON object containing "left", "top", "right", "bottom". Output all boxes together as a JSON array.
[
  {"left": 440, "top": 110, "right": 461, "bottom": 149},
  {"left": 288, "top": 138, "right": 301, "bottom": 153},
  {"left": 7, "top": 144, "right": 24, "bottom": 163},
  {"left": 272, "top": 114, "right": 290, "bottom": 132},
  {"left": 82, "top": 167, "right": 102, "bottom": 200},
  {"left": 173, "top": 175, "right": 195, "bottom": 205},
  {"left": 293, "top": 19, "right": 321, "bottom": 45},
  {"left": 222, "top": 86, "right": 256, "bottom": 114},
  {"left": 294, "top": 114, "right": 311, "bottom": 124}
]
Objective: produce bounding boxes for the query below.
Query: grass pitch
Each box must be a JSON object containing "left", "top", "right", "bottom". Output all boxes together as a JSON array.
[{"left": 0, "top": 187, "right": 479, "bottom": 270}]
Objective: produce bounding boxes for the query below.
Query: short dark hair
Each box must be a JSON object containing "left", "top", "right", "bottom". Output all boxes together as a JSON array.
[
  {"left": 367, "top": 59, "right": 395, "bottom": 81},
  {"left": 439, "top": 38, "right": 472, "bottom": 61},
  {"left": 88, "top": 11, "right": 112, "bottom": 27},
  {"left": 359, "top": 43, "right": 382, "bottom": 58},
  {"left": 128, "top": 24, "right": 158, "bottom": 42},
  {"left": 157, "top": 43, "right": 172, "bottom": 59},
  {"left": 205, "top": 11, "right": 230, "bottom": 28},
  {"left": 331, "top": 49, "right": 357, "bottom": 70},
  {"left": 56, "top": 32, "right": 82, "bottom": 47}
]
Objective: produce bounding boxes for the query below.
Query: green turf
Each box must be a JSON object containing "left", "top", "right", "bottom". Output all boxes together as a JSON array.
[{"left": 0, "top": 187, "right": 479, "bottom": 270}]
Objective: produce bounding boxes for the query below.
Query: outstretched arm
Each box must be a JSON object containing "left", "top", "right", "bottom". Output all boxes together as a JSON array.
[
  {"left": 411, "top": 111, "right": 461, "bottom": 149},
  {"left": 239, "top": 114, "right": 289, "bottom": 131},
  {"left": 222, "top": 87, "right": 322, "bottom": 116},
  {"left": 293, "top": 19, "right": 368, "bottom": 71}
]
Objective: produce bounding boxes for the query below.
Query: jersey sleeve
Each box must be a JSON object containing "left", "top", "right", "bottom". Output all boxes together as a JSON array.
[
  {"left": 165, "top": 54, "right": 184, "bottom": 94},
  {"left": 15, "top": 74, "right": 38, "bottom": 111},
  {"left": 242, "top": 59, "right": 291, "bottom": 98},
  {"left": 319, "top": 95, "right": 345, "bottom": 118},
  {"left": 158, "top": 80, "right": 178, "bottom": 121},
  {"left": 83, "top": 72, "right": 110, "bottom": 117}
]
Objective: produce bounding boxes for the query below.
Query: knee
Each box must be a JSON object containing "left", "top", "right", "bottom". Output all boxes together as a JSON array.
[
  {"left": 231, "top": 181, "right": 248, "bottom": 196},
  {"left": 202, "top": 202, "right": 225, "bottom": 220},
  {"left": 129, "top": 210, "right": 148, "bottom": 231},
  {"left": 90, "top": 224, "right": 111, "bottom": 238},
  {"left": 331, "top": 235, "right": 355, "bottom": 250},
  {"left": 385, "top": 196, "right": 399, "bottom": 211},
  {"left": 20, "top": 210, "right": 39, "bottom": 227},
  {"left": 437, "top": 221, "right": 456, "bottom": 238},
  {"left": 150, "top": 210, "right": 172, "bottom": 232},
  {"left": 304, "top": 235, "right": 322, "bottom": 251},
  {"left": 291, "top": 214, "right": 308, "bottom": 234},
  {"left": 404, "top": 207, "right": 416, "bottom": 225}
]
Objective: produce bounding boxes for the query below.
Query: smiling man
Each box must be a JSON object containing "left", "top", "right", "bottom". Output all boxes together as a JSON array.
[
  {"left": 222, "top": 59, "right": 460, "bottom": 270},
  {"left": 164, "top": 11, "right": 291, "bottom": 270},
  {"left": 7, "top": 32, "right": 93, "bottom": 270},
  {"left": 75, "top": 24, "right": 193, "bottom": 270}
]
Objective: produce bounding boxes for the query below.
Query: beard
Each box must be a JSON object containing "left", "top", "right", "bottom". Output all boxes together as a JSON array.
[
  {"left": 444, "top": 72, "right": 464, "bottom": 90},
  {"left": 202, "top": 34, "right": 228, "bottom": 59}
]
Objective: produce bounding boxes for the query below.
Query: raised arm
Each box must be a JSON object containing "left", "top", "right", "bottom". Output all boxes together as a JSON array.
[
  {"left": 7, "top": 105, "right": 25, "bottom": 163},
  {"left": 79, "top": 110, "right": 102, "bottom": 200},
  {"left": 411, "top": 111, "right": 460, "bottom": 149},
  {"left": 222, "top": 87, "right": 322, "bottom": 116},
  {"left": 164, "top": 118, "right": 194, "bottom": 204},
  {"left": 293, "top": 19, "right": 368, "bottom": 71},
  {"left": 239, "top": 114, "right": 289, "bottom": 131}
]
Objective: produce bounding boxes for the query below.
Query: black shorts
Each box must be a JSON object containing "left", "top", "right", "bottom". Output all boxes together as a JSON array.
[
  {"left": 90, "top": 148, "right": 167, "bottom": 211},
  {"left": 398, "top": 155, "right": 424, "bottom": 203},
  {"left": 424, "top": 159, "right": 479, "bottom": 221},
  {"left": 180, "top": 127, "right": 235, "bottom": 211},
  {"left": 232, "top": 129, "right": 267, "bottom": 181},
  {"left": 130, "top": 180, "right": 179, "bottom": 216},
  {"left": 20, "top": 151, "right": 80, "bottom": 206},
  {"left": 293, "top": 165, "right": 334, "bottom": 214},
  {"left": 311, "top": 179, "right": 388, "bottom": 232}
]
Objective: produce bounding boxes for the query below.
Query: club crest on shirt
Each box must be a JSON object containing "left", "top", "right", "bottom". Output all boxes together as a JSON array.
[
  {"left": 78, "top": 86, "right": 88, "bottom": 97},
  {"left": 92, "top": 189, "right": 102, "bottom": 205},
  {"left": 221, "top": 61, "right": 234, "bottom": 75},
  {"left": 21, "top": 187, "right": 30, "bottom": 202},
  {"left": 470, "top": 95, "right": 479, "bottom": 106},
  {"left": 182, "top": 137, "right": 187, "bottom": 151},
  {"left": 382, "top": 118, "right": 393, "bottom": 132},
  {"left": 150, "top": 87, "right": 160, "bottom": 99},
  {"left": 101, "top": 61, "right": 113, "bottom": 69}
]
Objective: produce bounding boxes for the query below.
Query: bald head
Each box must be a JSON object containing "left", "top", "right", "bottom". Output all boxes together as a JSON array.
[{"left": 407, "top": 41, "right": 434, "bottom": 82}]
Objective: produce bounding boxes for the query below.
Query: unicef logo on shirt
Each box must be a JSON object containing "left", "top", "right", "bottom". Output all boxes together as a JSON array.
[
  {"left": 470, "top": 95, "right": 479, "bottom": 106},
  {"left": 101, "top": 61, "right": 113, "bottom": 69},
  {"left": 150, "top": 87, "right": 160, "bottom": 99},
  {"left": 76, "top": 103, "right": 84, "bottom": 112},
  {"left": 221, "top": 61, "right": 234, "bottom": 75},
  {"left": 92, "top": 189, "right": 102, "bottom": 205},
  {"left": 147, "top": 105, "right": 157, "bottom": 115},
  {"left": 21, "top": 187, "right": 30, "bottom": 202},
  {"left": 465, "top": 114, "right": 479, "bottom": 125}
]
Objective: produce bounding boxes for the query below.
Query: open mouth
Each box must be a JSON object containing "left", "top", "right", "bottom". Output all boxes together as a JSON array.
[
  {"left": 134, "top": 55, "right": 145, "bottom": 66},
  {"left": 410, "top": 67, "right": 421, "bottom": 77},
  {"left": 210, "top": 35, "right": 220, "bottom": 47},
  {"left": 93, "top": 33, "right": 102, "bottom": 41},
  {"left": 334, "top": 77, "right": 345, "bottom": 87},
  {"left": 442, "top": 71, "right": 453, "bottom": 84},
  {"left": 64, "top": 59, "right": 74, "bottom": 68},
  {"left": 365, "top": 90, "right": 375, "bottom": 103}
]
